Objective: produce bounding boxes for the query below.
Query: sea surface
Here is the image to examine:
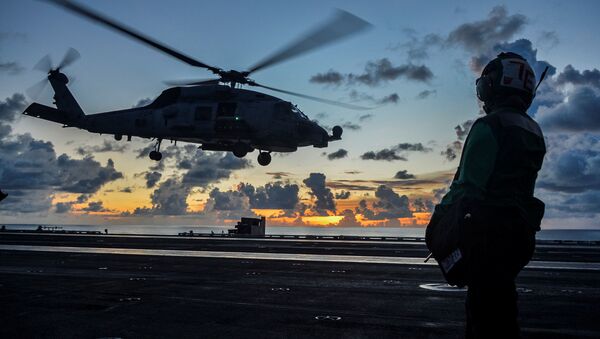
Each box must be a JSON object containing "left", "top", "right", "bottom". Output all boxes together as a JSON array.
[{"left": 2, "top": 224, "right": 600, "bottom": 241}]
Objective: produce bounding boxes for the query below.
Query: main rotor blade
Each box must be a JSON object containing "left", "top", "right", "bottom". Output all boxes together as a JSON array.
[
  {"left": 253, "top": 82, "right": 370, "bottom": 110},
  {"left": 46, "top": 0, "right": 221, "bottom": 74},
  {"left": 164, "top": 78, "right": 221, "bottom": 86},
  {"left": 247, "top": 9, "right": 372, "bottom": 74},
  {"left": 33, "top": 54, "right": 53, "bottom": 73},
  {"left": 58, "top": 47, "right": 80, "bottom": 69}
]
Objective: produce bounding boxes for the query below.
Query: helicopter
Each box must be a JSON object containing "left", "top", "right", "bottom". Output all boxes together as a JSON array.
[{"left": 23, "top": 0, "right": 372, "bottom": 166}]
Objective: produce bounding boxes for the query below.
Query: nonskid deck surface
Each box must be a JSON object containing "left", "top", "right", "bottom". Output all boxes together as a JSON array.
[{"left": 1, "top": 233, "right": 599, "bottom": 338}]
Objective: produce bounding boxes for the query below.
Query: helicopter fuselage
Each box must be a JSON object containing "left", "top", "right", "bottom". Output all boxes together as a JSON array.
[{"left": 83, "top": 85, "right": 330, "bottom": 152}]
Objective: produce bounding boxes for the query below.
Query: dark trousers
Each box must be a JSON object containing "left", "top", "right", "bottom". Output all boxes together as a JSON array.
[{"left": 464, "top": 217, "right": 535, "bottom": 339}]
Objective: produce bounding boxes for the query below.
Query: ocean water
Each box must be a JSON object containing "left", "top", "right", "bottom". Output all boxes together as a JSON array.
[{"left": 2, "top": 223, "right": 600, "bottom": 241}]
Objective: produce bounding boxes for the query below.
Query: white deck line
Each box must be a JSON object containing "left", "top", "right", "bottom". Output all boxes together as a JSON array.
[{"left": 1, "top": 244, "right": 599, "bottom": 271}]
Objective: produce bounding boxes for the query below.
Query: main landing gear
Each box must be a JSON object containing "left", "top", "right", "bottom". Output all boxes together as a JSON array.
[
  {"left": 149, "top": 138, "right": 162, "bottom": 161},
  {"left": 257, "top": 151, "right": 271, "bottom": 166}
]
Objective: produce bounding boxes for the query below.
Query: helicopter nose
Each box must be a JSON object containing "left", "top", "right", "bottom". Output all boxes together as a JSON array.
[{"left": 312, "top": 124, "right": 329, "bottom": 148}]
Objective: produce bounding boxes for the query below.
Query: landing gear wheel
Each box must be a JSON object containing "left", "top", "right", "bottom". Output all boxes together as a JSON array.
[
  {"left": 149, "top": 150, "right": 162, "bottom": 161},
  {"left": 149, "top": 138, "right": 163, "bottom": 161},
  {"left": 257, "top": 152, "right": 271, "bottom": 166},
  {"left": 233, "top": 143, "right": 248, "bottom": 158}
]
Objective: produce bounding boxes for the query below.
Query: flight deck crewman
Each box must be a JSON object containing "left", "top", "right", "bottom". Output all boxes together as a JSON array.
[{"left": 434, "top": 52, "right": 546, "bottom": 338}]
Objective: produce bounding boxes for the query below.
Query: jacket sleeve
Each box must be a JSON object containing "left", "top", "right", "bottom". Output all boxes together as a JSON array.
[{"left": 440, "top": 121, "right": 498, "bottom": 204}]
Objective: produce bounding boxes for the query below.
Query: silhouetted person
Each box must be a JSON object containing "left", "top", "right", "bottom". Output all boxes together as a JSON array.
[
  {"left": 433, "top": 52, "right": 546, "bottom": 338},
  {"left": 0, "top": 189, "right": 7, "bottom": 203},
  {"left": 104, "top": 228, "right": 108, "bottom": 235}
]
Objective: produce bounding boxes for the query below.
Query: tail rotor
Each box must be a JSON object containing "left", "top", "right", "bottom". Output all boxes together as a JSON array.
[{"left": 27, "top": 48, "right": 80, "bottom": 100}]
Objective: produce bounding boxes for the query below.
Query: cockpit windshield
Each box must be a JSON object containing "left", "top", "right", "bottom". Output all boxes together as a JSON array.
[
  {"left": 275, "top": 101, "right": 308, "bottom": 120},
  {"left": 290, "top": 103, "right": 309, "bottom": 120}
]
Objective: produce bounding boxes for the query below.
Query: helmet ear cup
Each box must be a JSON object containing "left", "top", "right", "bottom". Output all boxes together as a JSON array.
[{"left": 476, "top": 74, "right": 493, "bottom": 102}]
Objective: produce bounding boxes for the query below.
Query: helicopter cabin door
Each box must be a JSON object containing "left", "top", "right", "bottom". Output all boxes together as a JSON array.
[{"left": 214, "top": 102, "right": 250, "bottom": 137}]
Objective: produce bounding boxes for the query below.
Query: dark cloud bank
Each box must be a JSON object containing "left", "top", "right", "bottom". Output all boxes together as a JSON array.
[{"left": 0, "top": 93, "right": 124, "bottom": 214}]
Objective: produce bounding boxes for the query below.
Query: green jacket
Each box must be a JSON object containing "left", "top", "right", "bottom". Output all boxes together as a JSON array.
[{"left": 440, "top": 107, "right": 546, "bottom": 229}]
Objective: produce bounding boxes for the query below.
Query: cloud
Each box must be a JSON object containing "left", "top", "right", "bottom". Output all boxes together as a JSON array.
[
  {"left": 349, "top": 90, "right": 400, "bottom": 105},
  {"left": 0, "top": 61, "right": 23, "bottom": 75},
  {"left": 205, "top": 188, "right": 249, "bottom": 211},
  {"left": 327, "top": 149, "right": 348, "bottom": 160},
  {"left": 132, "top": 148, "right": 252, "bottom": 216},
  {"left": 311, "top": 58, "right": 433, "bottom": 87},
  {"left": 0, "top": 135, "right": 122, "bottom": 193},
  {"left": 335, "top": 190, "right": 351, "bottom": 199},
  {"left": 355, "top": 185, "right": 412, "bottom": 220},
  {"left": 265, "top": 171, "right": 292, "bottom": 179},
  {"left": 55, "top": 156, "right": 123, "bottom": 193},
  {"left": 76, "top": 140, "right": 129, "bottom": 156},
  {"left": 393, "top": 6, "right": 527, "bottom": 68},
  {"left": 238, "top": 182, "right": 300, "bottom": 210},
  {"left": 0, "top": 117, "right": 124, "bottom": 214},
  {"left": 412, "top": 198, "right": 434, "bottom": 212},
  {"left": 361, "top": 142, "right": 432, "bottom": 161},
  {"left": 536, "top": 86, "right": 600, "bottom": 132},
  {"left": 359, "top": 114, "right": 373, "bottom": 122},
  {"left": 55, "top": 202, "right": 72, "bottom": 214},
  {"left": 303, "top": 173, "right": 336, "bottom": 215},
  {"left": 440, "top": 119, "right": 474, "bottom": 162},
  {"left": 309, "top": 70, "right": 344, "bottom": 86},
  {"left": 391, "top": 30, "right": 443, "bottom": 61},
  {"left": 537, "top": 133, "right": 600, "bottom": 194},
  {"left": 555, "top": 65, "right": 600, "bottom": 89},
  {"left": 0, "top": 93, "right": 26, "bottom": 124},
  {"left": 416, "top": 89, "right": 436, "bottom": 100},
  {"left": 454, "top": 120, "right": 475, "bottom": 140},
  {"left": 337, "top": 209, "right": 359, "bottom": 226},
  {"left": 120, "top": 187, "right": 133, "bottom": 193},
  {"left": 537, "top": 31, "right": 559, "bottom": 49},
  {"left": 350, "top": 59, "right": 433, "bottom": 85},
  {"left": 144, "top": 171, "right": 162, "bottom": 188},
  {"left": 361, "top": 149, "right": 406, "bottom": 161},
  {"left": 327, "top": 171, "right": 453, "bottom": 192},
  {"left": 147, "top": 178, "right": 191, "bottom": 215},
  {"left": 446, "top": 6, "right": 527, "bottom": 53},
  {"left": 181, "top": 151, "right": 252, "bottom": 186},
  {"left": 377, "top": 93, "right": 400, "bottom": 104},
  {"left": 396, "top": 143, "right": 433, "bottom": 152},
  {"left": 441, "top": 140, "right": 463, "bottom": 162},
  {"left": 81, "top": 201, "right": 109, "bottom": 213},
  {"left": 394, "top": 170, "right": 416, "bottom": 180},
  {"left": 341, "top": 121, "right": 361, "bottom": 130}
]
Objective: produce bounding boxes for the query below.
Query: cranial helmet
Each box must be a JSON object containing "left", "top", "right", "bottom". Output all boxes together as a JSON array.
[{"left": 476, "top": 52, "right": 536, "bottom": 112}]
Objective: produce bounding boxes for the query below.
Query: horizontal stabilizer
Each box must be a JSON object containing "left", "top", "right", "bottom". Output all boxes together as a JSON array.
[{"left": 23, "top": 103, "right": 73, "bottom": 126}]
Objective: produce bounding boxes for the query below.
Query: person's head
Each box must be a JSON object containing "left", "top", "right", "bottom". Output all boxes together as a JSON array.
[{"left": 476, "top": 52, "right": 536, "bottom": 114}]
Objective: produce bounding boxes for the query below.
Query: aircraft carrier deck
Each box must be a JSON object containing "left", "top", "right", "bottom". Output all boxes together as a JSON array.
[{"left": 1, "top": 232, "right": 599, "bottom": 338}]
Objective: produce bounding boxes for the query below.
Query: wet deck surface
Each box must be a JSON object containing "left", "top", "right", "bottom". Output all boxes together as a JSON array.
[{"left": 1, "top": 233, "right": 599, "bottom": 338}]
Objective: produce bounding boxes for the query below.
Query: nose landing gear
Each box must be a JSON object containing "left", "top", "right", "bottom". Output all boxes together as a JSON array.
[
  {"left": 149, "top": 138, "right": 163, "bottom": 161},
  {"left": 257, "top": 151, "right": 271, "bottom": 166}
]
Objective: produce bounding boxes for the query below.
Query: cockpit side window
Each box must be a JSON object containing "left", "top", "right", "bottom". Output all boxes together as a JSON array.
[{"left": 195, "top": 106, "right": 213, "bottom": 121}]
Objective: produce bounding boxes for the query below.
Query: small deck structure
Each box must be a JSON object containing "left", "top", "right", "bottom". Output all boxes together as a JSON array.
[{"left": 228, "top": 217, "right": 266, "bottom": 236}]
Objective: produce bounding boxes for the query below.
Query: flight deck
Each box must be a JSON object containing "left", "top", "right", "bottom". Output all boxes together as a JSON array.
[{"left": 1, "top": 232, "right": 599, "bottom": 338}]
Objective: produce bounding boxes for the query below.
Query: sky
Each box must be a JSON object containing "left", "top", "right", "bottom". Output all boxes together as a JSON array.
[{"left": 1, "top": 0, "right": 599, "bottom": 229}]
